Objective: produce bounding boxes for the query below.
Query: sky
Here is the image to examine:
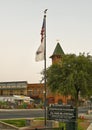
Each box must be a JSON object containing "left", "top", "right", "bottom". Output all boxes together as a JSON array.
[{"left": 0, "top": 0, "right": 92, "bottom": 83}]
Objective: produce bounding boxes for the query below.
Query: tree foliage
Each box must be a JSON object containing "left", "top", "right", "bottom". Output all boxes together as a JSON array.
[{"left": 46, "top": 53, "right": 92, "bottom": 104}]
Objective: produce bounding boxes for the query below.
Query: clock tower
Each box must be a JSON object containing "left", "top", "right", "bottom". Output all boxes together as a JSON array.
[{"left": 50, "top": 42, "right": 64, "bottom": 64}]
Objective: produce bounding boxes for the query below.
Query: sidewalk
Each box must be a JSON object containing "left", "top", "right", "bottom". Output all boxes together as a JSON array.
[
  {"left": 87, "top": 123, "right": 92, "bottom": 130},
  {"left": 19, "top": 126, "right": 32, "bottom": 130}
]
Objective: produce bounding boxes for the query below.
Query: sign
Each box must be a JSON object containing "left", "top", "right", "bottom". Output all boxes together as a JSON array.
[{"left": 47, "top": 104, "right": 76, "bottom": 122}]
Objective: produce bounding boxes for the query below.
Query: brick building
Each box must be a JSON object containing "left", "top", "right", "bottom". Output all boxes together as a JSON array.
[{"left": 0, "top": 42, "right": 71, "bottom": 105}]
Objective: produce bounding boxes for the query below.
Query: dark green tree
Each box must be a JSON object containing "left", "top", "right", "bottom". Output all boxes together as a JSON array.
[{"left": 46, "top": 53, "right": 92, "bottom": 106}]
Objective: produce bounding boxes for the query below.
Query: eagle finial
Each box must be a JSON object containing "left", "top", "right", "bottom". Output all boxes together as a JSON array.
[{"left": 44, "top": 9, "right": 48, "bottom": 14}]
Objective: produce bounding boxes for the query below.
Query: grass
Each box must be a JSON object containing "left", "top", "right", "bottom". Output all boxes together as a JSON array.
[
  {"left": 0, "top": 118, "right": 89, "bottom": 130},
  {"left": 1, "top": 119, "right": 26, "bottom": 127},
  {"left": 78, "top": 118, "right": 90, "bottom": 130},
  {"left": 59, "top": 121, "right": 84, "bottom": 130}
]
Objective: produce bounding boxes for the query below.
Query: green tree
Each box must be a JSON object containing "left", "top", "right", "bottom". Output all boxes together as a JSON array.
[{"left": 46, "top": 53, "right": 92, "bottom": 106}]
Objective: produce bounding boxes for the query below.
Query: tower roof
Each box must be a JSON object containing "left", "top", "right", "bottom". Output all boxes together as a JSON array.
[{"left": 50, "top": 43, "right": 64, "bottom": 58}]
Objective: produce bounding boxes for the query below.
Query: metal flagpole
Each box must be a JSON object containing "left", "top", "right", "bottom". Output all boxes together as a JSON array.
[{"left": 44, "top": 9, "right": 48, "bottom": 127}]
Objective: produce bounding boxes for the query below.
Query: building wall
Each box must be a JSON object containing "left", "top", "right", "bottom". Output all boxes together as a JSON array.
[
  {"left": 27, "top": 83, "right": 44, "bottom": 99},
  {"left": 0, "top": 89, "right": 27, "bottom": 96},
  {"left": 27, "top": 83, "right": 71, "bottom": 104},
  {"left": 52, "top": 55, "right": 62, "bottom": 64},
  {"left": 0, "top": 81, "right": 27, "bottom": 96}
]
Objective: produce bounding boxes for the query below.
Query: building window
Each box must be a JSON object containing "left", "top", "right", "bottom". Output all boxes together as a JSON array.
[
  {"left": 10, "top": 90, "right": 13, "bottom": 96},
  {"left": 33, "top": 89, "right": 38, "bottom": 95},
  {"left": 20, "top": 90, "right": 24, "bottom": 95}
]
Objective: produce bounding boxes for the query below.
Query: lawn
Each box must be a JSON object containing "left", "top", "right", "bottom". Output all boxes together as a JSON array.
[
  {"left": 1, "top": 119, "right": 26, "bottom": 127},
  {"left": 1, "top": 118, "right": 90, "bottom": 130}
]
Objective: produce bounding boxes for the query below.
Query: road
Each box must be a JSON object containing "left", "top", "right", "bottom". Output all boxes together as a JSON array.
[
  {"left": 0, "top": 109, "right": 44, "bottom": 119},
  {"left": 0, "top": 107, "right": 91, "bottom": 120},
  {"left": 78, "top": 106, "right": 92, "bottom": 114}
]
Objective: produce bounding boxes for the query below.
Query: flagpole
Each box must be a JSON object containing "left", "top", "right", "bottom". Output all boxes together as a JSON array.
[
  {"left": 35, "top": 9, "right": 48, "bottom": 127},
  {"left": 44, "top": 9, "right": 47, "bottom": 127}
]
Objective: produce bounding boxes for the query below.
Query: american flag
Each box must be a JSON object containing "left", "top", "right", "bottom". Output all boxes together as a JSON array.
[{"left": 41, "top": 17, "right": 45, "bottom": 43}]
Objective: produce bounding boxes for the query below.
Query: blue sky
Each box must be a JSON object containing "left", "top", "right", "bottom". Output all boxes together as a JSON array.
[{"left": 0, "top": 0, "right": 92, "bottom": 83}]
